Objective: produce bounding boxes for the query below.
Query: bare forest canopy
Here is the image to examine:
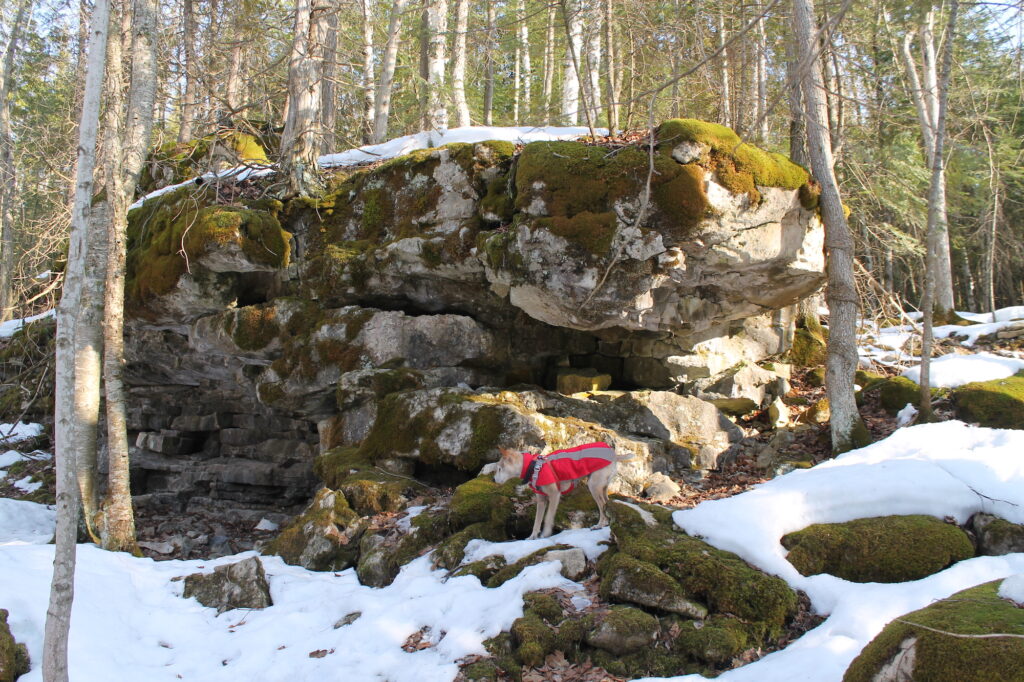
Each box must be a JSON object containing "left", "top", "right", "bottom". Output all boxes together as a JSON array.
[{"left": 1, "top": 0, "right": 1023, "bottom": 322}]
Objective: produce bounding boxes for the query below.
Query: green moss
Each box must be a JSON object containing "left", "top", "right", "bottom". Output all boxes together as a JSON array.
[
  {"left": 125, "top": 186, "right": 291, "bottom": 307},
  {"left": 844, "top": 581, "right": 1024, "bottom": 682},
  {"left": 610, "top": 504, "right": 797, "bottom": 637},
  {"left": 434, "top": 521, "right": 508, "bottom": 570},
  {"left": 799, "top": 180, "right": 822, "bottom": 210},
  {"left": 656, "top": 118, "right": 811, "bottom": 203},
  {"left": 228, "top": 303, "right": 280, "bottom": 351},
  {"left": 782, "top": 515, "right": 974, "bottom": 583},
  {"left": 337, "top": 479, "right": 405, "bottom": 516},
  {"left": 879, "top": 375, "right": 923, "bottom": 413},
  {"left": 952, "top": 371, "right": 1024, "bottom": 429},
  {"left": 789, "top": 328, "right": 827, "bottom": 368},
  {"left": 535, "top": 212, "right": 616, "bottom": 256},
  {"left": 335, "top": 368, "right": 425, "bottom": 408},
  {"left": 449, "top": 477, "right": 517, "bottom": 528},
  {"left": 137, "top": 131, "right": 271, "bottom": 195},
  {"left": 264, "top": 488, "right": 362, "bottom": 571},
  {"left": 0, "top": 608, "right": 30, "bottom": 682},
  {"left": 487, "top": 545, "right": 574, "bottom": 588},
  {"left": 673, "top": 615, "right": 751, "bottom": 664}
]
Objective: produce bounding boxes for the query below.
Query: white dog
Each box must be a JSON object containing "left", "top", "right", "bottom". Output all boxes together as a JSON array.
[{"left": 491, "top": 442, "right": 628, "bottom": 539}]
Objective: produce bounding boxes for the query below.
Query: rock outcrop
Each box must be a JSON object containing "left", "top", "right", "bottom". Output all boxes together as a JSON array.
[{"left": 123, "top": 119, "right": 824, "bottom": 514}]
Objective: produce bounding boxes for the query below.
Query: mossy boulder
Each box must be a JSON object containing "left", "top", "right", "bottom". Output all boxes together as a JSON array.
[
  {"left": 585, "top": 605, "right": 660, "bottom": 655},
  {"left": 611, "top": 503, "right": 797, "bottom": 638},
  {"left": 844, "top": 580, "right": 1024, "bottom": 682},
  {"left": 264, "top": 488, "right": 365, "bottom": 571},
  {"left": 879, "top": 376, "right": 923, "bottom": 413},
  {"left": 138, "top": 129, "right": 271, "bottom": 193},
  {"left": 674, "top": 614, "right": 753, "bottom": 665},
  {"left": 782, "top": 515, "right": 974, "bottom": 583},
  {"left": 182, "top": 556, "right": 273, "bottom": 614},
  {"left": 486, "top": 545, "right": 577, "bottom": 588},
  {"left": 970, "top": 514, "right": 1024, "bottom": 556},
  {"left": 789, "top": 327, "right": 827, "bottom": 368},
  {"left": 952, "top": 372, "right": 1024, "bottom": 429},
  {"left": 0, "top": 608, "right": 29, "bottom": 682},
  {"left": 599, "top": 551, "right": 708, "bottom": 619}
]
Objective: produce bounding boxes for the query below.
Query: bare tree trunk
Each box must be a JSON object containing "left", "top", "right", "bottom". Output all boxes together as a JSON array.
[
  {"left": 513, "top": 8, "right": 522, "bottom": 124},
  {"left": 519, "top": 0, "right": 532, "bottom": 122},
  {"left": 981, "top": 126, "right": 999, "bottom": 317},
  {"left": 603, "top": 0, "right": 619, "bottom": 135},
  {"left": 424, "top": 0, "right": 448, "bottom": 135},
  {"left": 359, "top": 0, "right": 375, "bottom": 142},
  {"left": 918, "top": 0, "right": 958, "bottom": 421},
  {"left": 321, "top": 1, "right": 339, "bottom": 150},
  {"left": 583, "top": 0, "right": 601, "bottom": 126},
  {"left": 451, "top": 0, "right": 471, "bottom": 127},
  {"left": 45, "top": 0, "right": 110, "bottom": 675},
  {"left": 717, "top": 7, "right": 731, "bottom": 126},
  {"left": 373, "top": 0, "right": 409, "bottom": 143},
  {"left": 177, "top": 0, "right": 198, "bottom": 141},
  {"left": 483, "top": 0, "right": 496, "bottom": 125},
  {"left": 755, "top": 1, "right": 769, "bottom": 142},
  {"left": 0, "top": 0, "right": 31, "bottom": 324},
  {"left": 224, "top": 17, "right": 243, "bottom": 114},
  {"left": 785, "top": 37, "right": 808, "bottom": 167},
  {"left": 280, "top": 0, "right": 325, "bottom": 197},
  {"left": 793, "top": 0, "right": 868, "bottom": 454},
  {"left": 542, "top": 1, "right": 555, "bottom": 124},
  {"left": 560, "top": 0, "right": 583, "bottom": 125}
]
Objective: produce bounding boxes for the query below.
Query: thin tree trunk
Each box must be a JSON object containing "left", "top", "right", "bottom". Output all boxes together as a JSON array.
[
  {"left": 424, "top": 0, "right": 448, "bottom": 134},
  {"left": 224, "top": 17, "right": 243, "bottom": 113},
  {"left": 755, "top": 1, "right": 769, "bottom": 142},
  {"left": 717, "top": 7, "right": 731, "bottom": 126},
  {"left": 0, "top": 0, "right": 31, "bottom": 324},
  {"left": 583, "top": 0, "right": 601, "bottom": 126},
  {"left": 603, "top": 0, "right": 619, "bottom": 135},
  {"left": 513, "top": 12, "right": 522, "bottom": 124},
  {"left": 373, "top": 0, "right": 409, "bottom": 143},
  {"left": 918, "top": 0, "right": 959, "bottom": 421},
  {"left": 359, "top": 0, "right": 375, "bottom": 142},
  {"left": 785, "top": 37, "right": 808, "bottom": 167},
  {"left": 280, "top": 0, "right": 325, "bottom": 197},
  {"left": 45, "top": 0, "right": 110, "bottom": 675},
  {"left": 520, "top": 0, "right": 532, "bottom": 122},
  {"left": 321, "top": 1, "right": 339, "bottom": 149},
  {"left": 452, "top": 0, "right": 471, "bottom": 127},
  {"left": 792, "top": 0, "right": 868, "bottom": 454},
  {"left": 483, "top": 0, "right": 496, "bottom": 125},
  {"left": 177, "top": 0, "right": 198, "bottom": 141},
  {"left": 542, "top": 1, "right": 555, "bottom": 124},
  {"left": 981, "top": 126, "right": 999, "bottom": 317},
  {"left": 560, "top": 0, "right": 583, "bottom": 125}
]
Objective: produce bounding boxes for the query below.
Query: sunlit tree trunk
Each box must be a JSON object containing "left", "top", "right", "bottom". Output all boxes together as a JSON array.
[
  {"left": 583, "top": 0, "right": 601, "bottom": 125},
  {"left": 424, "top": 0, "right": 448, "bottom": 134},
  {"left": 793, "top": 0, "right": 869, "bottom": 454},
  {"left": 483, "top": 0, "right": 495, "bottom": 125},
  {"left": 321, "top": 1, "right": 339, "bottom": 150},
  {"left": 542, "top": 2, "right": 555, "bottom": 124},
  {"left": 45, "top": 0, "right": 110, "bottom": 675},
  {"left": 603, "top": 0, "right": 619, "bottom": 134},
  {"left": 177, "top": 0, "right": 198, "bottom": 141},
  {"left": 452, "top": 0, "right": 471, "bottom": 127},
  {"left": 280, "top": 0, "right": 326, "bottom": 197},
  {"left": 754, "top": 1, "right": 769, "bottom": 141},
  {"left": 519, "top": 0, "right": 532, "bottom": 121},
  {"left": 373, "top": 0, "right": 409, "bottom": 143},
  {"left": 785, "top": 37, "right": 807, "bottom": 167},
  {"left": 560, "top": 0, "right": 583, "bottom": 124},
  {"left": 359, "top": 0, "right": 375, "bottom": 142},
  {"left": 717, "top": 7, "right": 731, "bottom": 126}
]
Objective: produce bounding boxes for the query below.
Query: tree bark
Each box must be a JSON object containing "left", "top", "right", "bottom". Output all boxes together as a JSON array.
[
  {"left": 792, "top": 0, "right": 868, "bottom": 454},
  {"left": 717, "top": 7, "right": 731, "bottom": 126},
  {"left": 373, "top": 0, "right": 409, "bottom": 143},
  {"left": 583, "top": 0, "right": 601, "bottom": 126},
  {"left": 280, "top": 0, "right": 325, "bottom": 197},
  {"left": 519, "top": 0, "right": 532, "bottom": 122},
  {"left": 785, "top": 37, "right": 808, "bottom": 167},
  {"left": 0, "top": 0, "right": 31, "bottom": 324},
  {"left": 359, "top": 0, "right": 375, "bottom": 142},
  {"left": 542, "top": 1, "right": 555, "bottom": 124},
  {"left": 483, "top": 0, "right": 495, "bottom": 125},
  {"left": 452, "top": 0, "right": 471, "bottom": 127},
  {"left": 755, "top": 1, "right": 769, "bottom": 142},
  {"left": 424, "top": 0, "right": 449, "bottom": 135},
  {"left": 560, "top": 0, "right": 583, "bottom": 125},
  {"left": 177, "top": 0, "right": 198, "bottom": 142},
  {"left": 603, "top": 0, "right": 619, "bottom": 134},
  {"left": 321, "top": 0, "right": 340, "bottom": 150},
  {"left": 45, "top": 0, "right": 110, "bottom": 676}
]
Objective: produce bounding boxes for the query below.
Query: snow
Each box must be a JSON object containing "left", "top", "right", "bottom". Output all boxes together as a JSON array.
[
  {"left": 462, "top": 526, "right": 612, "bottom": 565},
  {"left": 658, "top": 421, "right": 1024, "bottom": 682},
  {"left": 0, "top": 422, "right": 44, "bottom": 446},
  {"left": 11, "top": 476, "right": 41, "bottom": 494},
  {"left": 0, "top": 310, "right": 54, "bottom": 339},
  {"left": 0, "top": 449, "right": 24, "bottom": 468},
  {"left": 900, "top": 351, "right": 1024, "bottom": 388},
  {"left": 895, "top": 403, "right": 918, "bottom": 428},
  {"left": 129, "top": 125, "right": 607, "bottom": 211},
  {"left": 998, "top": 574, "right": 1024, "bottom": 606},
  {"left": 0, "top": 499, "right": 55, "bottom": 545}
]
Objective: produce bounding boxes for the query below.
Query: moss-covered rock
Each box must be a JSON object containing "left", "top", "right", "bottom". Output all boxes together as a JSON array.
[
  {"left": 970, "top": 513, "right": 1024, "bottom": 556},
  {"left": 952, "top": 372, "right": 1024, "bottom": 430},
  {"left": 599, "top": 551, "right": 708, "bottom": 619},
  {"left": 610, "top": 503, "right": 797, "bottom": 638},
  {"left": 789, "top": 327, "right": 827, "bottom": 368},
  {"left": 0, "top": 608, "right": 30, "bottom": 682},
  {"left": 264, "top": 488, "right": 364, "bottom": 571},
  {"left": 674, "top": 614, "right": 752, "bottom": 665},
  {"left": 844, "top": 580, "right": 1024, "bottom": 682},
  {"left": 585, "top": 605, "right": 660, "bottom": 655},
  {"left": 433, "top": 522, "right": 508, "bottom": 570},
  {"left": 486, "top": 545, "right": 576, "bottom": 588},
  {"left": 879, "top": 375, "right": 923, "bottom": 413},
  {"left": 138, "top": 129, "right": 271, "bottom": 193},
  {"left": 782, "top": 515, "right": 974, "bottom": 583}
]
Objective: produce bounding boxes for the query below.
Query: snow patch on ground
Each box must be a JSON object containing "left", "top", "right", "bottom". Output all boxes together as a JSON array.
[
  {"left": 0, "top": 310, "right": 54, "bottom": 339},
  {"left": 900, "top": 351, "right": 1024, "bottom": 388},
  {"left": 0, "top": 499, "right": 55, "bottom": 545},
  {"left": 998, "top": 574, "right": 1024, "bottom": 606},
  {"left": 0, "top": 422, "right": 44, "bottom": 447},
  {"left": 462, "top": 526, "right": 612, "bottom": 565}
]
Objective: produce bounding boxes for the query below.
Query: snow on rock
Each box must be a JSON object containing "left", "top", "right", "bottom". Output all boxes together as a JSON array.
[
  {"left": 462, "top": 526, "right": 612, "bottom": 565},
  {"left": 895, "top": 403, "right": 919, "bottom": 428},
  {"left": 998, "top": 574, "right": 1024, "bottom": 607},
  {"left": 900, "top": 351, "right": 1024, "bottom": 388},
  {"left": 0, "top": 310, "right": 54, "bottom": 339},
  {"left": 0, "top": 499, "right": 55, "bottom": 545},
  {"left": 662, "top": 421, "right": 1024, "bottom": 682}
]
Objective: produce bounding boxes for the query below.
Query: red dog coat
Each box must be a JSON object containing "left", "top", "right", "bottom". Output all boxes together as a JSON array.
[{"left": 519, "top": 442, "right": 617, "bottom": 495}]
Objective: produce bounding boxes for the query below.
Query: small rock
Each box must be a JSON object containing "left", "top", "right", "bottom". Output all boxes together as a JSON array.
[
  {"left": 138, "top": 540, "right": 176, "bottom": 555},
  {"left": 544, "top": 548, "right": 588, "bottom": 581},
  {"left": 182, "top": 556, "right": 273, "bottom": 614},
  {"left": 643, "top": 473, "right": 681, "bottom": 503},
  {"left": 768, "top": 397, "right": 790, "bottom": 428},
  {"left": 670, "top": 140, "right": 710, "bottom": 164},
  {"left": 255, "top": 518, "right": 279, "bottom": 532},
  {"left": 334, "top": 611, "right": 362, "bottom": 628}
]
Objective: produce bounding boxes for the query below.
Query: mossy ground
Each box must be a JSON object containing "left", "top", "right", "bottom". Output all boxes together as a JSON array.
[
  {"left": 137, "top": 129, "right": 272, "bottom": 193},
  {"left": 952, "top": 371, "right": 1024, "bottom": 429},
  {"left": 782, "top": 515, "right": 974, "bottom": 583},
  {"left": 0, "top": 318, "right": 55, "bottom": 422},
  {"left": 264, "top": 488, "right": 362, "bottom": 571},
  {"left": 844, "top": 581, "right": 1024, "bottom": 682},
  {"left": 0, "top": 608, "right": 30, "bottom": 682}
]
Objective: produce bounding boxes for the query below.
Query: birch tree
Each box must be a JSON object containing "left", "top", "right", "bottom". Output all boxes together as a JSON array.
[
  {"left": 451, "top": 0, "right": 471, "bottom": 127},
  {"left": 560, "top": 0, "right": 583, "bottom": 125},
  {"left": 321, "top": 1, "right": 339, "bottom": 150},
  {"left": 0, "top": 0, "right": 31, "bottom": 324},
  {"left": 279, "top": 0, "right": 326, "bottom": 197},
  {"left": 44, "top": 0, "right": 110, "bottom": 675},
  {"left": 372, "top": 0, "right": 409, "bottom": 142},
  {"left": 792, "top": 0, "right": 869, "bottom": 454},
  {"left": 424, "top": 0, "right": 449, "bottom": 134},
  {"left": 177, "top": 0, "right": 198, "bottom": 141},
  {"left": 359, "top": 0, "right": 375, "bottom": 142}
]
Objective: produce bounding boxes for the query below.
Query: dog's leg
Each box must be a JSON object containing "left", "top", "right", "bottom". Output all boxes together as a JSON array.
[
  {"left": 541, "top": 486, "right": 561, "bottom": 538},
  {"left": 588, "top": 468, "right": 613, "bottom": 528},
  {"left": 528, "top": 493, "right": 547, "bottom": 540}
]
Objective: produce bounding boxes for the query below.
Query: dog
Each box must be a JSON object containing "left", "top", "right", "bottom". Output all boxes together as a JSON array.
[{"left": 491, "top": 442, "right": 628, "bottom": 539}]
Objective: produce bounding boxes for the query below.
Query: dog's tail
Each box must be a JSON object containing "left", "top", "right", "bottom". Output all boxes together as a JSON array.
[{"left": 614, "top": 452, "right": 637, "bottom": 462}]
